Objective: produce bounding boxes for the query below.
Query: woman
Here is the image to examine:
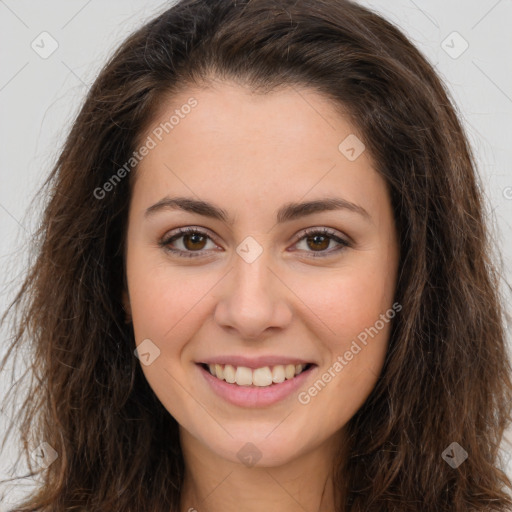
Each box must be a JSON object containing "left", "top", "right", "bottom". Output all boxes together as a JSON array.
[{"left": 1, "top": 0, "right": 511, "bottom": 510}]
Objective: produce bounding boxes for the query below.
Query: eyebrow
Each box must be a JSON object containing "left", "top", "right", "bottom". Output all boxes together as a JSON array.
[{"left": 144, "top": 196, "right": 372, "bottom": 224}]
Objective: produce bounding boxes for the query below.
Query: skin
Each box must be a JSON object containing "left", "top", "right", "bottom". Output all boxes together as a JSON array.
[{"left": 123, "top": 80, "right": 399, "bottom": 512}]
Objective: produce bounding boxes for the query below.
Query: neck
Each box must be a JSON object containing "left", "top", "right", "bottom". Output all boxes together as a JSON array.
[{"left": 178, "top": 429, "right": 346, "bottom": 512}]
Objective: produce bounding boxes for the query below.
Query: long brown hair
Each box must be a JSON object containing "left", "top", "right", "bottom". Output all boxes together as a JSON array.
[{"left": 2, "top": 0, "right": 511, "bottom": 510}]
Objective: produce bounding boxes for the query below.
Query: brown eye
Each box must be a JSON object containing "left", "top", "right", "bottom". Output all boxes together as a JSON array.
[
  {"left": 293, "top": 227, "right": 350, "bottom": 258},
  {"left": 182, "top": 232, "right": 207, "bottom": 251},
  {"left": 306, "top": 234, "right": 330, "bottom": 251},
  {"left": 160, "top": 227, "right": 219, "bottom": 258}
]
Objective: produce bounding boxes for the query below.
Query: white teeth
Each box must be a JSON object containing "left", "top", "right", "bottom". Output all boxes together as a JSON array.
[
  {"left": 223, "top": 364, "right": 236, "bottom": 383},
  {"left": 253, "top": 367, "right": 273, "bottom": 387},
  {"left": 234, "top": 366, "right": 253, "bottom": 386},
  {"left": 215, "top": 364, "right": 224, "bottom": 380},
  {"left": 285, "top": 364, "right": 296, "bottom": 380},
  {"left": 206, "top": 363, "right": 308, "bottom": 387},
  {"left": 272, "top": 365, "right": 285, "bottom": 383}
]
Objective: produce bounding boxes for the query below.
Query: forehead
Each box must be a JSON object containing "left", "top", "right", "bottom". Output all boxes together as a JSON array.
[
  {"left": 130, "top": 81, "right": 388, "bottom": 220},
  {"left": 144, "top": 81, "right": 351, "bottom": 154}
]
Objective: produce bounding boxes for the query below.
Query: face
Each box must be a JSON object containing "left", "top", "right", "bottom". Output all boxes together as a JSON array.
[{"left": 123, "top": 80, "right": 399, "bottom": 468}]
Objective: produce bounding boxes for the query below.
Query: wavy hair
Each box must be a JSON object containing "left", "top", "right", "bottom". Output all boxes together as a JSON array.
[{"left": 1, "top": 0, "right": 512, "bottom": 510}]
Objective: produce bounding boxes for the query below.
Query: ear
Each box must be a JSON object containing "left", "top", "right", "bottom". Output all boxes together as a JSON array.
[{"left": 122, "top": 289, "right": 132, "bottom": 324}]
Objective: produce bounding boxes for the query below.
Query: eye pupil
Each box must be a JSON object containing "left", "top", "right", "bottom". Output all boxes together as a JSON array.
[
  {"left": 307, "top": 235, "right": 329, "bottom": 251},
  {"left": 184, "top": 233, "right": 206, "bottom": 250}
]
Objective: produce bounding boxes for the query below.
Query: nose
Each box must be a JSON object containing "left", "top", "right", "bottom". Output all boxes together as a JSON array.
[{"left": 213, "top": 250, "right": 293, "bottom": 341}]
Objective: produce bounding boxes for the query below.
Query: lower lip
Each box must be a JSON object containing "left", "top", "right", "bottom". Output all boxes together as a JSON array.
[{"left": 197, "top": 364, "right": 316, "bottom": 408}]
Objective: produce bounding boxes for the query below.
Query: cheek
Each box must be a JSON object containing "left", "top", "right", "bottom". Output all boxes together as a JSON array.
[
  {"left": 304, "top": 257, "right": 396, "bottom": 344},
  {"left": 126, "top": 251, "right": 215, "bottom": 346},
  {"left": 126, "top": 256, "right": 216, "bottom": 425},
  {"left": 297, "top": 250, "right": 396, "bottom": 408},
  {"left": 295, "top": 268, "right": 393, "bottom": 429}
]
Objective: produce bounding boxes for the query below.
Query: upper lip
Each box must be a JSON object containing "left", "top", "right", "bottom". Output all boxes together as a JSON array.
[{"left": 198, "top": 355, "right": 315, "bottom": 369}]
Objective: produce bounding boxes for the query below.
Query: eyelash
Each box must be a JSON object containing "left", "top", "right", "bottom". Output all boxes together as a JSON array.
[{"left": 159, "top": 226, "right": 350, "bottom": 259}]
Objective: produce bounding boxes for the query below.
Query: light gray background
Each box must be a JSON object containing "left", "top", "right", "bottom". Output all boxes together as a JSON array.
[{"left": 1, "top": 0, "right": 511, "bottom": 508}]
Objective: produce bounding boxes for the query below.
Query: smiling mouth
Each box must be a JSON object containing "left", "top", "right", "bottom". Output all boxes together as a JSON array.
[{"left": 200, "top": 362, "right": 314, "bottom": 387}]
